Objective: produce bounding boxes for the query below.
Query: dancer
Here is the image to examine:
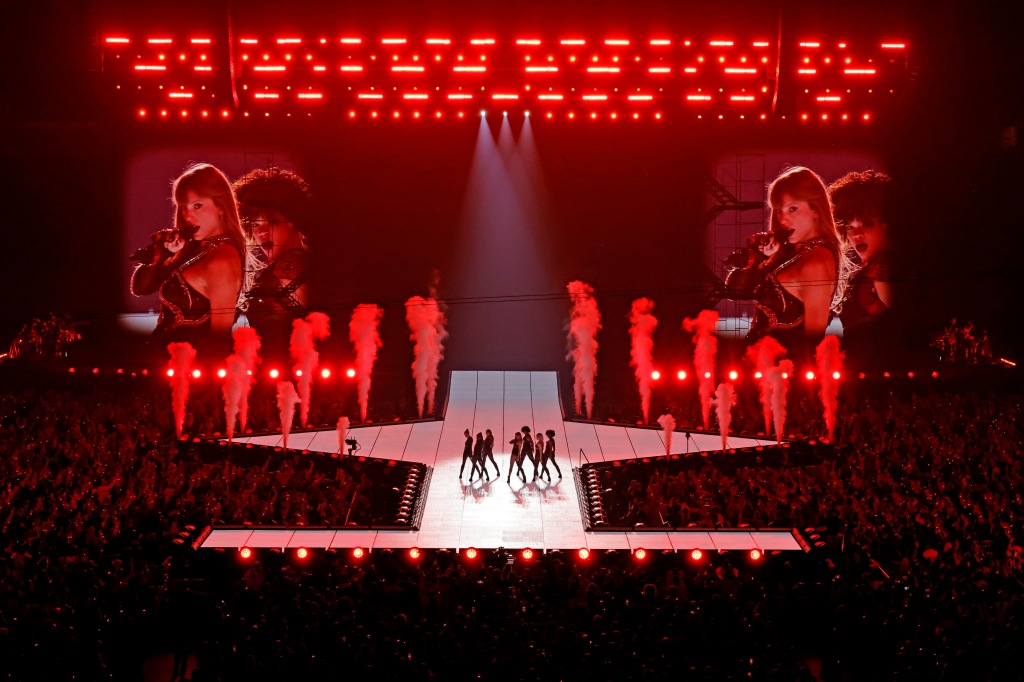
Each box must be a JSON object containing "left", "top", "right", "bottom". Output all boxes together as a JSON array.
[
  {"left": 483, "top": 429, "right": 500, "bottom": 478},
  {"left": 507, "top": 431, "right": 524, "bottom": 484},
  {"left": 459, "top": 429, "right": 481, "bottom": 480},
  {"left": 521, "top": 425, "right": 537, "bottom": 481},
  {"left": 472, "top": 432, "right": 488, "bottom": 481},
  {"left": 540, "top": 429, "right": 563, "bottom": 481},
  {"left": 130, "top": 163, "right": 254, "bottom": 352},
  {"left": 534, "top": 430, "right": 545, "bottom": 479}
]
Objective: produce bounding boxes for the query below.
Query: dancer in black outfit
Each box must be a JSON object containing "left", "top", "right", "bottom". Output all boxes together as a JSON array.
[
  {"left": 460, "top": 429, "right": 481, "bottom": 480},
  {"left": 521, "top": 426, "right": 537, "bottom": 481},
  {"left": 507, "top": 431, "right": 524, "bottom": 484},
  {"left": 472, "top": 432, "right": 489, "bottom": 481},
  {"left": 483, "top": 429, "right": 500, "bottom": 478},
  {"left": 540, "top": 429, "right": 562, "bottom": 481}
]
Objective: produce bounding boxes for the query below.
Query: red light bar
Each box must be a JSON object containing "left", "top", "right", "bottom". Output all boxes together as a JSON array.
[
  {"left": 648, "top": 67, "right": 672, "bottom": 73},
  {"left": 426, "top": 38, "right": 451, "bottom": 45},
  {"left": 168, "top": 92, "right": 193, "bottom": 99},
  {"left": 105, "top": 37, "right": 130, "bottom": 44},
  {"left": 816, "top": 95, "right": 841, "bottom": 101},
  {"left": 276, "top": 38, "right": 301, "bottom": 44},
  {"left": 447, "top": 93, "right": 473, "bottom": 100},
  {"left": 709, "top": 40, "right": 734, "bottom": 47},
  {"left": 470, "top": 38, "right": 495, "bottom": 45},
  {"left": 240, "top": 38, "right": 258, "bottom": 45},
  {"left": 147, "top": 38, "right": 173, "bottom": 45},
  {"left": 537, "top": 94, "right": 563, "bottom": 100},
  {"left": 313, "top": 65, "right": 326, "bottom": 72},
  {"left": 340, "top": 38, "right": 362, "bottom": 44},
  {"left": 798, "top": 68, "right": 817, "bottom": 74},
  {"left": 298, "top": 92, "right": 323, "bottom": 99},
  {"left": 844, "top": 68, "right": 876, "bottom": 75},
  {"left": 340, "top": 65, "right": 364, "bottom": 72},
  {"left": 724, "top": 68, "right": 757, "bottom": 74},
  {"left": 683, "top": 67, "right": 697, "bottom": 73},
  {"left": 403, "top": 93, "right": 429, "bottom": 100},
  {"left": 605, "top": 39, "right": 630, "bottom": 46},
  {"left": 560, "top": 39, "right": 586, "bottom": 46},
  {"left": 525, "top": 66, "right": 558, "bottom": 72},
  {"left": 357, "top": 93, "right": 384, "bottom": 99},
  {"left": 190, "top": 38, "right": 211, "bottom": 44},
  {"left": 516, "top": 39, "right": 541, "bottom": 46},
  {"left": 582, "top": 94, "right": 608, "bottom": 101},
  {"left": 254, "top": 93, "right": 280, "bottom": 99},
  {"left": 752, "top": 41, "right": 771, "bottom": 47},
  {"left": 253, "top": 65, "right": 286, "bottom": 72},
  {"left": 194, "top": 65, "right": 212, "bottom": 72},
  {"left": 134, "top": 65, "right": 167, "bottom": 71},
  {"left": 881, "top": 42, "right": 906, "bottom": 49},
  {"left": 730, "top": 95, "right": 754, "bottom": 101},
  {"left": 800, "top": 41, "right": 821, "bottom": 48},
  {"left": 687, "top": 94, "right": 711, "bottom": 101},
  {"left": 649, "top": 39, "right": 671, "bottom": 46},
  {"left": 628, "top": 94, "right": 653, "bottom": 101},
  {"left": 453, "top": 66, "right": 486, "bottom": 72},
  {"left": 587, "top": 66, "right": 620, "bottom": 73},
  {"left": 391, "top": 65, "right": 425, "bottom": 72},
  {"left": 381, "top": 38, "right": 407, "bottom": 45},
  {"left": 492, "top": 93, "right": 519, "bottom": 100}
]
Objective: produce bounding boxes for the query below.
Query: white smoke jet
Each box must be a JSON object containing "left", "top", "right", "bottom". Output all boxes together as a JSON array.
[
  {"left": 277, "top": 381, "right": 300, "bottom": 451},
  {"left": 768, "top": 359, "right": 795, "bottom": 446},
  {"left": 714, "top": 382, "right": 736, "bottom": 452},
  {"left": 232, "top": 326, "right": 261, "bottom": 433},
  {"left": 405, "top": 296, "right": 448, "bottom": 418},
  {"left": 349, "top": 304, "right": 384, "bottom": 422},
  {"left": 682, "top": 310, "right": 719, "bottom": 431},
  {"left": 222, "top": 353, "right": 247, "bottom": 443},
  {"left": 337, "top": 416, "right": 350, "bottom": 457},
  {"left": 656, "top": 413, "right": 676, "bottom": 456},
  {"left": 629, "top": 298, "right": 658, "bottom": 423},
  {"left": 167, "top": 342, "right": 196, "bottom": 439},
  {"left": 290, "top": 312, "right": 331, "bottom": 428},
  {"left": 567, "top": 281, "right": 602, "bottom": 419},
  {"left": 745, "top": 336, "right": 788, "bottom": 439},
  {"left": 816, "top": 336, "right": 845, "bottom": 442}
]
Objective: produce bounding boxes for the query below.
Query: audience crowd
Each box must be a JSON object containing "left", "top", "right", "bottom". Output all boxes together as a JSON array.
[{"left": 1, "top": 362, "right": 1021, "bottom": 680}]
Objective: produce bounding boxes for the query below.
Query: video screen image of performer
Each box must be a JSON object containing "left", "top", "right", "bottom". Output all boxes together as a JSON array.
[
  {"left": 829, "top": 170, "right": 895, "bottom": 349},
  {"left": 724, "top": 166, "right": 852, "bottom": 352},
  {"left": 129, "top": 163, "right": 255, "bottom": 353},
  {"left": 232, "top": 168, "right": 313, "bottom": 357}
]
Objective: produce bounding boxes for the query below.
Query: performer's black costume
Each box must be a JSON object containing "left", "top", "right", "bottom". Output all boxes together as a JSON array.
[
  {"left": 483, "top": 432, "right": 499, "bottom": 478},
  {"left": 539, "top": 434, "right": 562, "bottom": 481},
  {"left": 244, "top": 247, "right": 310, "bottom": 354}
]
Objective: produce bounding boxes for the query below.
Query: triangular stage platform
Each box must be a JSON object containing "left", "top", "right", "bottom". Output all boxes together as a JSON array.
[{"left": 198, "top": 371, "right": 804, "bottom": 553}]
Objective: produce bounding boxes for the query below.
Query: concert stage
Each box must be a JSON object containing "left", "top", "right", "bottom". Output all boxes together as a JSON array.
[{"left": 197, "top": 371, "right": 805, "bottom": 554}]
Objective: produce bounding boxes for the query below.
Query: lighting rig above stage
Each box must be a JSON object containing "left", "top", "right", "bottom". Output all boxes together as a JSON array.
[{"left": 100, "top": 30, "right": 908, "bottom": 123}]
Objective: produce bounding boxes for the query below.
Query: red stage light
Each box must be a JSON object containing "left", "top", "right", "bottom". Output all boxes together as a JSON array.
[
  {"left": 295, "top": 369, "right": 303, "bottom": 377},
  {"left": 321, "top": 368, "right": 331, "bottom": 379},
  {"left": 381, "top": 38, "right": 407, "bottom": 45},
  {"left": 781, "top": 372, "right": 789, "bottom": 379},
  {"left": 521, "top": 548, "right": 534, "bottom": 560},
  {"left": 269, "top": 369, "right": 280, "bottom": 379},
  {"left": 352, "top": 547, "right": 365, "bottom": 559},
  {"left": 346, "top": 368, "right": 356, "bottom": 379},
  {"left": 92, "top": 368, "right": 100, "bottom": 375},
  {"left": 409, "top": 547, "right": 421, "bottom": 560},
  {"left": 754, "top": 371, "right": 763, "bottom": 379},
  {"left": 677, "top": 370, "right": 687, "bottom": 380},
  {"left": 931, "top": 371, "right": 939, "bottom": 378},
  {"left": 832, "top": 371, "right": 841, "bottom": 380},
  {"left": 68, "top": 367, "right": 76, "bottom": 373},
  {"left": 728, "top": 370, "right": 738, "bottom": 381},
  {"left": 651, "top": 370, "right": 661, "bottom": 380},
  {"left": 296, "top": 547, "right": 309, "bottom": 559},
  {"left": 217, "top": 369, "right": 227, "bottom": 379},
  {"left": 240, "top": 547, "right": 252, "bottom": 559},
  {"left": 465, "top": 547, "right": 478, "bottom": 560},
  {"left": 690, "top": 549, "right": 703, "bottom": 561},
  {"left": 634, "top": 548, "right": 647, "bottom": 561},
  {"left": 805, "top": 371, "right": 815, "bottom": 380},
  {"left": 749, "top": 549, "right": 762, "bottom": 561},
  {"left": 703, "top": 371, "right": 711, "bottom": 379},
  {"left": 907, "top": 371, "right": 915, "bottom": 378},
  {"left": 578, "top": 548, "right": 590, "bottom": 560}
]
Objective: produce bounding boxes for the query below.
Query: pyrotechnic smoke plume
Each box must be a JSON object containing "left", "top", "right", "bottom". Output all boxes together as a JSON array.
[
  {"left": 816, "top": 336, "right": 845, "bottom": 442},
  {"left": 629, "top": 298, "right": 658, "bottom": 423},
  {"left": 567, "top": 281, "right": 602, "bottom": 419},
  {"left": 405, "top": 296, "right": 448, "bottom": 418},
  {"left": 657, "top": 414, "right": 676, "bottom": 456},
  {"left": 290, "top": 312, "right": 331, "bottom": 428},
  {"left": 167, "top": 342, "right": 196, "bottom": 439},
  {"left": 337, "top": 416, "right": 350, "bottom": 457},
  {"left": 349, "top": 304, "right": 383, "bottom": 422},
  {"left": 714, "top": 382, "right": 736, "bottom": 452},
  {"left": 223, "top": 353, "right": 247, "bottom": 442},
  {"left": 232, "top": 326, "right": 261, "bottom": 432},
  {"left": 745, "top": 336, "right": 788, "bottom": 439},
  {"left": 683, "top": 310, "right": 719, "bottom": 431},
  {"left": 277, "top": 381, "right": 300, "bottom": 451},
  {"left": 769, "top": 359, "right": 794, "bottom": 446}
]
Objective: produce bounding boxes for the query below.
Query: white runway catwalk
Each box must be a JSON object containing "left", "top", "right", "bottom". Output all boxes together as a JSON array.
[{"left": 201, "top": 371, "right": 803, "bottom": 553}]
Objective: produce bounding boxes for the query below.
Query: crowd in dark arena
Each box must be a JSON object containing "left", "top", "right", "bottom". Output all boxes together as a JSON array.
[{"left": 2, "top": 361, "right": 1022, "bottom": 680}]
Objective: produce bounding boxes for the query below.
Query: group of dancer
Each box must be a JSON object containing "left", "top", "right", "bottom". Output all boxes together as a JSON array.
[{"left": 459, "top": 426, "right": 562, "bottom": 485}]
